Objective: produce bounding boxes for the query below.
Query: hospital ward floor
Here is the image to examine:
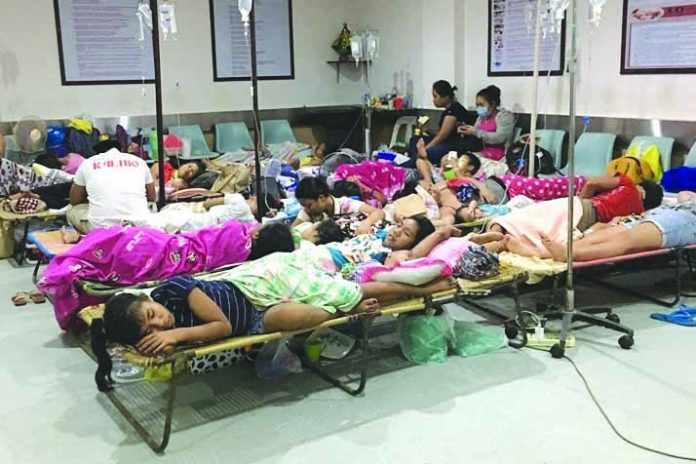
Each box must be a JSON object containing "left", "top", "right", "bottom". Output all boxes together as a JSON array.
[{"left": 0, "top": 259, "right": 695, "bottom": 464}]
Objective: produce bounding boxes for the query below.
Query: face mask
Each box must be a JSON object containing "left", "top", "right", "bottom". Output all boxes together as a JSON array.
[{"left": 476, "top": 106, "right": 489, "bottom": 118}]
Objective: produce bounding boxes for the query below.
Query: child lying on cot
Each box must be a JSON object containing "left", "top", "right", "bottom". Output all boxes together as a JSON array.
[
  {"left": 147, "top": 193, "right": 280, "bottom": 232},
  {"left": 540, "top": 191, "right": 696, "bottom": 262},
  {"left": 91, "top": 262, "right": 456, "bottom": 390},
  {"left": 483, "top": 174, "right": 664, "bottom": 258},
  {"left": 292, "top": 176, "right": 385, "bottom": 236},
  {"left": 39, "top": 220, "right": 297, "bottom": 330}
]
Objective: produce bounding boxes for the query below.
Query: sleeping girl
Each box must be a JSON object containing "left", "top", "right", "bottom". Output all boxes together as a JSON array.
[{"left": 91, "top": 261, "right": 456, "bottom": 391}]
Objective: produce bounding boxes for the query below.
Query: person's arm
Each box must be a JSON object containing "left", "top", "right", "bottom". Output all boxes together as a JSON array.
[
  {"left": 474, "top": 110, "right": 515, "bottom": 145},
  {"left": 467, "top": 178, "right": 496, "bottom": 203},
  {"left": 203, "top": 197, "right": 225, "bottom": 210},
  {"left": 426, "top": 115, "right": 458, "bottom": 149},
  {"left": 150, "top": 163, "right": 160, "bottom": 181},
  {"left": 69, "top": 184, "right": 88, "bottom": 206},
  {"left": 292, "top": 210, "right": 310, "bottom": 227},
  {"left": 145, "top": 182, "right": 156, "bottom": 202},
  {"left": 580, "top": 175, "right": 621, "bottom": 198},
  {"left": 356, "top": 203, "right": 386, "bottom": 235},
  {"left": 137, "top": 288, "right": 232, "bottom": 355},
  {"left": 407, "top": 227, "right": 461, "bottom": 260}
]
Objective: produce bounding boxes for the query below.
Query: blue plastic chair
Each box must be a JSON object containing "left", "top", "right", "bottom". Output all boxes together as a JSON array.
[
  {"left": 684, "top": 143, "right": 696, "bottom": 167},
  {"left": 572, "top": 132, "right": 616, "bottom": 177},
  {"left": 215, "top": 122, "right": 253, "bottom": 153},
  {"left": 628, "top": 135, "right": 675, "bottom": 172},
  {"left": 260, "top": 119, "right": 296, "bottom": 145},
  {"left": 168, "top": 125, "right": 218, "bottom": 159},
  {"left": 536, "top": 129, "right": 567, "bottom": 169}
]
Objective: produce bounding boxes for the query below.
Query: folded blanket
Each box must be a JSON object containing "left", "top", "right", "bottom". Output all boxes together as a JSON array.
[{"left": 498, "top": 252, "right": 566, "bottom": 284}]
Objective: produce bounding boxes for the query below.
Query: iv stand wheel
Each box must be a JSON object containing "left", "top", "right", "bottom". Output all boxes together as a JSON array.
[
  {"left": 550, "top": 343, "right": 565, "bottom": 359},
  {"left": 618, "top": 335, "right": 634, "bottom": 350}
]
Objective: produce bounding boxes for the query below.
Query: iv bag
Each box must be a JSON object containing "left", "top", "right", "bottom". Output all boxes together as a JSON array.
[
  {"left": 239, "top": 0, "right": 253, "bottom": 23},
  {"left": 588, "top": 0, "right": 607, "bottom": 26},
  {"left": 159, "top": 1, "right": 178, "bottom": 40},
  {"left": 365, "top": 31, "right": 380, "bottom": 61},
  {"left": 351, "top": 33, "right": 364, "bottom": 64},
  {"left": 137, "top": 1, "right": 153, "bottom": 42}
]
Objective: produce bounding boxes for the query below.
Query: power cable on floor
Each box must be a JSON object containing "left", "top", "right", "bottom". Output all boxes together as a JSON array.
[{"left": 525, "top": 346, "right": 696, "bottom": 461}]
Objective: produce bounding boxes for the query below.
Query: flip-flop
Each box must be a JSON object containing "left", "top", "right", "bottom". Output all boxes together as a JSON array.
[
  {"left": 29, "top": 290, "right": 46, "bottom": 304},
  {"left": 650, "top": 305, "right": 696, "bottom": 327},
  {"left": 11, "top": 292, "right": 31, "bottom": 307}
]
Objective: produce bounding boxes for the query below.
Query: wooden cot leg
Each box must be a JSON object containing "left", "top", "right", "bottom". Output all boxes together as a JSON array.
[
  {"left": 105, "top": 362, "right": 178, "bottom": 454},
  {"left": 306, "top": 315, "right": 375, "bottom": 396}
]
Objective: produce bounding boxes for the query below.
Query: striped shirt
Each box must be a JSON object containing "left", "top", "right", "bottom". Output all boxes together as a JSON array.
[{"left": 151, "top": 275, "right": 257, "bottom": 337}]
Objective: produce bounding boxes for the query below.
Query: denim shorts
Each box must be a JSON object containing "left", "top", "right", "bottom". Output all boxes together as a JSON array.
[
  {"left": 249, "top": 309, "right": 265, "bottom": 335},
  {"left": 625, "top": 207, "right": 696, "bottom": 248}
]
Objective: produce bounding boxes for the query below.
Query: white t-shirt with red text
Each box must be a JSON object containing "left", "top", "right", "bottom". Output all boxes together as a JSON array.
[{"left": 73, "top": 148, "right": 153, "bottom": 226}]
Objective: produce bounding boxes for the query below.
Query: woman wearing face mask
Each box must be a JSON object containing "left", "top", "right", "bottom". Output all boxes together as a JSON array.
[
  {"left": 458, "top": 85, "right": 515, "bottom": 161},
  {"left": 407, "top": 80, "right": 473, "bottom": 167}
]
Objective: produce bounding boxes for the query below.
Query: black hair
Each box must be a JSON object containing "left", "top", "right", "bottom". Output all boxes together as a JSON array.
[
  {"left": 392, "top": 179, "right": 420, "bottom": 201},
  {"left": 248, "top": 222, "right": 295, "bottom": 260},
  {"left": 91, "top": 293, "right": 148, "bottom": 392},
  {"left": 432, "top": 80, "right": 458, "bottom": 100},
  {"left": 639, "top": 181, "right": 664, "bottom": 210},
  {"left": 332, "top": 180, "right": 362, "bottom": 200},
  {"left": 255, "top": 193, "right": 282, "bottom": 218},
  {"left": 316, "top": 220, "right": 349, "bottom": 245},
  {"left": 295, "top": 176, "right": 330, "bottom": 201},
  {"left": 409, "top": 215, "right": 436, "bottom": 248},
  {"left": 460, "top": 152, "right": 482, "bottom": 176},
  {"left": 476, "top": 85, "right": 502, "bottom": 108},
  {"left": 322, "top": 141, "right": 339, "bottom": 156},
  {"left": 34, "top": 153, "right": 63, "bottom": 170},
  {"left": 93, "top": 139, "right": 123, "bottom": 154}
]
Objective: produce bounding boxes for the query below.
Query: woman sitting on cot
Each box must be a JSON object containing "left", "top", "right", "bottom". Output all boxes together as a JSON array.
[
  {"left": 39, "top": 220, "right": 296, "bottom": 330},
  {"left": 540, "top": 191, "right": 696, "bottom": 262},
  {"left": 91, "top": 261, "right": 457, "bottom": 390}
]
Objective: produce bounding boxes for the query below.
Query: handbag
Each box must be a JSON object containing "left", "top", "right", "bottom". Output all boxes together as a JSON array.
[{"left": 453, "top": 246, "right": 500, "bottom": 281}]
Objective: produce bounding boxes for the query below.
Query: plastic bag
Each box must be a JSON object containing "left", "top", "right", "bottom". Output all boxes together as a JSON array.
[
  {"left": 255, "top": 339, "right": 303, "bottom": 380},
  {"left": 448, "top": 321, "right": 507, "bottom": 357},
  {"left": 397, "top": 315, "right": 450, "bottom": 364}
]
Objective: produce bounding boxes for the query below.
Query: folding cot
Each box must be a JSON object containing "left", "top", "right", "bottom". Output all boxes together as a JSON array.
[
  {"left": 0, "top": 208, "right": 66, "bottom": 265},
  {"left": 26, "top": 229, "right": 75, "bottom": 284},
  {"left": 75, "top": 267, "right": 528, "bottom": 453}
]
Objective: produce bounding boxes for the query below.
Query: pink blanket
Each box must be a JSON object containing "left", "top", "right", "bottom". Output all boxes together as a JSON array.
[
  {"left": 39, "top": 220, "right": 255, "bottom": 330},
  {"left": 492, "top": 197, "right": 584, "bottom": 248},
  {"left": 335, "top": 161, "right": 406, "bottom": 207}
]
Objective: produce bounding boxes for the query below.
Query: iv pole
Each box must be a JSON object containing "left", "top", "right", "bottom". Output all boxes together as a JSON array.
[
  {"left": 150, "top": 0, "right": 167, "bottom": 209},
  {"left": 248, "top": 6, "right": 264, "bottom": 222}
]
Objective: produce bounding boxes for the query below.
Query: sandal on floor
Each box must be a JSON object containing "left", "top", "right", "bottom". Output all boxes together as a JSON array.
[
  {"left": 12, "top": 292, "right": 31, "bottom": 307},
  {"left": 29, "top": 290, "right": 46, "bottom": 304},
  {"left": 650, "top": 305, "right": 696, "bottom": 327}
]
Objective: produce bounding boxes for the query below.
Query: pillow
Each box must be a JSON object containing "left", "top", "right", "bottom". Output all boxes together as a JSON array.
[
  {"left": 360, "top": 258, "right": 451, "bottom": 286},
  {"left": 428, "top": 237, "right": 475, "bottom": 268}
]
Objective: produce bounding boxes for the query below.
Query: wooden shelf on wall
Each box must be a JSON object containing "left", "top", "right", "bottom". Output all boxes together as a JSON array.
[{"left": 327, "top": 59, "right": 372, "bottom": 83}]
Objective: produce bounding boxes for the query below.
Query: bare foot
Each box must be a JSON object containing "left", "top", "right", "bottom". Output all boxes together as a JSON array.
[
  {"left": 483, "top": 240, "right": 505, "bottom": 254},
  {"left": 423, "top": 276, "right": 457, "bottom": 294},
  {"left": 61, "top": 227, "right": 81, "bottom": 244},
  {"left": 540, "top": 234, "right": 567, "bottom": 262},
  {"left": 416, "top": 138, "right": 428, "bottom": 159},
  {"left": 504, "top": 235, "right": 540, "bottom": 258},
  {"left": 470, "top": 231, "right": 505, "bottom": 245},
  {"left": 356, "top": 298, "right": 380, "bottom": 314}
]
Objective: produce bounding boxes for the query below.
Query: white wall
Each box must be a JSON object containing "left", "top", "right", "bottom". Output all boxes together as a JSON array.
[
  {"left": 2, "top": 0, "right": 695, "bottom": 122},
  {"left": 461, "top": 0, "right": 696, "bottom": 121},
  {"left": 0, "top": 0, "right": 364, "bottom": 121}
]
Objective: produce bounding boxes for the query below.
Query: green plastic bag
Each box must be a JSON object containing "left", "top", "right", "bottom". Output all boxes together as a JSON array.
[
  {"left": 397, "top": 315, "right": 450, "bottom": 364},
  {"left": 448, "top": 321, "right": 507, "bottom": 357}
]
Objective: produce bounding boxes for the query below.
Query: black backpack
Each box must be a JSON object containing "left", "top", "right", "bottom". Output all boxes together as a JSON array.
[{"left": 505, "top": 140, "right": 556, "bottom": 176}]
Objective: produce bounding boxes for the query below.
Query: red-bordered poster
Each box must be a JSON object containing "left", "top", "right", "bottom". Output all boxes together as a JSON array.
[{"left": 622, "top": 0, "right": 696, "bottom": 74}]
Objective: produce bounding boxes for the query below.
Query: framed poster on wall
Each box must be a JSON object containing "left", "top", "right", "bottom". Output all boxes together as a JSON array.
[
  {"left": 621, "top": 0, "right": 696, "bottom": 74},
  {"left": 210, "top": 0, "right": 295, "bottom": 81},
  {"left": 54, "top": 0, "right": 155, "bottom": 85},
  {"left": 488, "top": 0, "right": 566, "bottom": 76}
]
